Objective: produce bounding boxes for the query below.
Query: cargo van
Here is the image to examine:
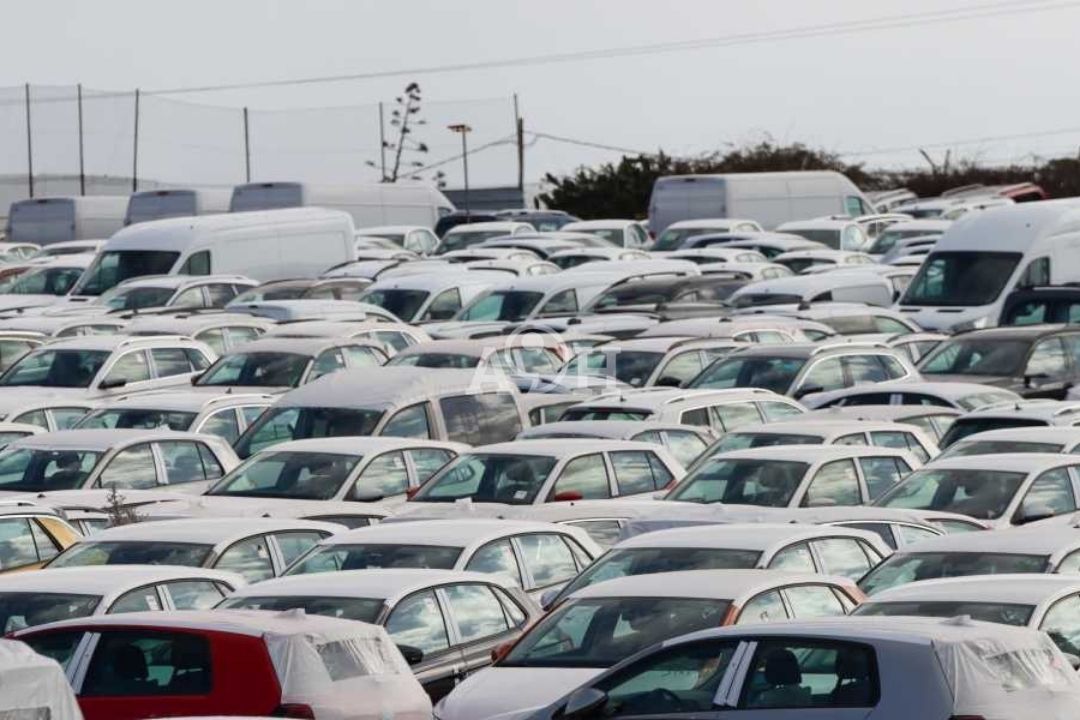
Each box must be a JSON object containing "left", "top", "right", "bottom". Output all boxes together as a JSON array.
[
  {"left": 69, "top": 208, "right": 356, "bottom": 297},
  {"left": 648, "top": 171, "right": 873, "bottom": 234},
  {"left": 897, "top": 199, "right": 1080, "bottom": 332},
  {"left": 6, "top": 196, "right": 127, "bottom": 245},
  {"left": 124, "top": 188, "right": 231, "bottom": 226},
  {"left": 229, "top": 181, "right": 454, "bottom": 229}
]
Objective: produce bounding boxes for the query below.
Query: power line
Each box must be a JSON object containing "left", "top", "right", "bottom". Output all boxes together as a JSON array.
[
  {"left": 529, "top": 131, "right": 654, "bottom": 156},
  {"left": 841, "top": 124, "right": 1080, "bottom": 158},
  {"left": 141, "top": 0, "right": 1078, "bottom": 96}
]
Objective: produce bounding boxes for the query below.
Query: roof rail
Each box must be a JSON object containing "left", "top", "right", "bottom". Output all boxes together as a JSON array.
[
  {"left": 810, "top": 341, "right": 891, "bottom": 355},
  {"left": 116, "top": 334, "right": 194, "bottom": 348}
]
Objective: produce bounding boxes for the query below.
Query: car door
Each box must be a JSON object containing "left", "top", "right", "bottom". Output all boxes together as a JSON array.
[
  {"left": 384, "top": 589, "right": 462, "bottom": 701},
  {"left": 548, "top": 454, "right": 612, "bottom": 501},
  {"left": 0, "top": 516, "right": 60, "bottom": 572},
  {"left": 306, "top": 349, "right": 347, "bottom": 383},
  {"left": 212, "top": 534, "right": 275, "bottom": 583},
  {"left": 268, "top": 531, "right": 327, "bottom": 574},
  {"left": 438, "top": 582, "right": 521, "bottom": 678},
  {"left": 407, "top": 447, "right": 455, "bottom": 485}
]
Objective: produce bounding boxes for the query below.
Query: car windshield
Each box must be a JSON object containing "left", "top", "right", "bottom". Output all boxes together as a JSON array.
[
  {"left": 411, "top": 453, "right": 558, "bottom": 505},
  {"left": 208, "top": 451, "right": 363, "bottom": 501},
  {"left": 502, "top": 596, "right": 730, "bottom": 669},
  {"left": 0, "top": 266, "right": 84, "bottom": 295},
  {"left": 390, "top": 353, "right": 480, "bottom": 369},
  {"left": 689, "top": 356, "right": 804, "bottom": 393},
  {"left": 710, "top": 433, "right": 823, "bottom": 453},
  {"left": 667, "top": 458, "right": 808, "bottom": 506},
  {"left": 589, "top": 282, "right": 679, "bottom": 310},
  {"left": 942, "top": 440, "right": 1064, "bottom": 459},
  {"left": 858, "top": 551, "right": 1049, "bottom": 595},
  {"left": 98, "top": 286, "right": 177, "bottom": 311},
  {"left": 920, "top": 339, "right": 1032, "bottom": 376},
  {"left": 0, "top": 593, "right": 100, "bottom": 633},
  {"left": 0, "top": 349, "right": 109, "bottom": 388},
  {"left": 197, "top": 352, "right": 311, "bottom": 388},
  {"left": 563, "top": 350, "right": 664, "bottom": 387},
  {"left": 73, "top": 250, "right": 181, "bottom": 296},
  {"left": 0, "top": 448, "right": 102, "bottom": 491},
  {"left": 359, "top": 289, "right": 429, "bottom": 322},
  {"left": 559, "top": 547, "right": 762, "bottom": 598},
  {"left": 235, "top": 407, "right": 385, "bottom": 458},
  {"left": 939, "top": 418, "right": 1046, "bottom": 449},
  {"left": 458, "top": 291, "right": 545, "bottom": 322},
  {"left": 876, "top": 468, "right": 1026, "bottom": 519},
  {"left": 855, "top": 600, "right": 1034, "bottom": 626},
  {"left": 50, "top": 541, "right": 214, "bottom": 568},
  {"left": 285, "top": 544, "right": 462, "bottom": 575},
  {"left": 218, "top": 594, "right": 383, "bottom": 623},
  {"left": 902, "top": 251, "right": 1022, "bottom": 307},
  {"left": 559, "top": 407, "right": 651, "bottom": 421},
  {"left": 77, "top": 408, "right": 197, "bottom": 431},
  {"left": 233, "top": 283, "right": 311, "bottom": 303}
]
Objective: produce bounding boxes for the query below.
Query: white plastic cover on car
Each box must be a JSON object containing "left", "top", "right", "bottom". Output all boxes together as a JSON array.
[
  {"left": 934, "top": 616, "right": 1080, "bottom": 718},
  {"left": 0, "top": 639, "right": 82, "bottom": 719},
  {"left": 264, "top": 609, "right": 432, "bottom": 720}
]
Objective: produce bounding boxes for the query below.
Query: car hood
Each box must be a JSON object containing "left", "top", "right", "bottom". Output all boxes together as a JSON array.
[
  {"left": 420, "top": 321, "right": 513, "bottom": 339},
  {"left": 0, "top": 295, "right": 65, "bottom": 313},
  {"left": 921, "top": 373, "right": 1019, "bottom": 390},
  {"left": 893, "top": 305, "right": 993, "bottom": 332},
  {"left": 0, "top": 387, "right": 92, "bottom": 414},
  {"left": 437, "top": 667, "right": 602, "bottom": 720},
  {"left": 0, "top": 488, "right": 195, "bottom": 510}
]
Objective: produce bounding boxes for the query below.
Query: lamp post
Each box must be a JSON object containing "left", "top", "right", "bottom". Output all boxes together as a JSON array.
[{"left": 448, "top": 123, "right": 472, "bottom": 215}]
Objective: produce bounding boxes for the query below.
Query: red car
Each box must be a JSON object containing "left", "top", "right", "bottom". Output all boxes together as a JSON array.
[{"left": 16, "top": 609, "right": 432, "bottom": 720}]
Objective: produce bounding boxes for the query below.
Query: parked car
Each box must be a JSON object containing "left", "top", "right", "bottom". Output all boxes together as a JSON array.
[
  {"left": 999, "top": 284, "right": 1080, "bottom": 326},
  {"left": 650, "top": 218, "right": 765, "bottom": 250},
  {"left": 703, "top": 418, "right": 938, "bottom": 463},
  {"left": 436, "top": 569, "right": 863, "bottom": 720},
  {"left": 802, "top": 379, "right": 1021, "bottom": 411},
  {"left": 729, "top": 271, "right": 893, "bottom": 308},
  {"left": 15, "top": 609, "right": 432, "bottom": 720},
  {"left": 864, "top": 219, "right": 950, "bottom": 258},
  {"left": 192, "top": 337, "right": 387, "bottom": 392},
  {"left": 219, "top": 568, "right": 541, "bottom": 701},
  {"left": 354, "top": 224, "right": 440, "bottom": 254},
  {"left": 939, "top": 426, "right": 1080, "bottom": 458},
  {"left": 517, "top": 420, "right": 713, "bottom": 467},
  {"left": 435, "top": 222, "right": 536, "bottom": 254},
  {"left": 560, "top": 220, "right": 650, "bottom": 249},
  {"left": 0, "top": 504, "right": 82, "bottom": 573},
  {"left": 387, "top": 336, "right": 566, "bottom": 374},
  {"left": 937, "top": 400, "right": 1080, "bottom": 448},
  {"left": 80, "top": 274, "right": 258, "bottom": 314},
  {"left": 560, "top": 337, "right": 745, "bottom": 388},
  {"left": 680, "top": 232, "right": 825, "bottom": 257},
  {"left": 75, "top": 391, "right": 275, "bottom": 443},
  {"left": 122, "top": 312, "right": 272, "bottom": 354},
  {"left": 264, "top": 318, "right": 430, "bottom": 355},
  {"left": 773, "top": 248, "right": 874, "bottom": 273},
  {"left": 799, "top": 405, "right": 961, "bottom": 444},
  {"left": 358, "top": 271, "right": 506, "bottom": 322}
]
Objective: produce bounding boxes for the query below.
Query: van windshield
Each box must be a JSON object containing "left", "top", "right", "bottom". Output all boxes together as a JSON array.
[
  {"left": 235, "top": 406, "right": 385, "bottom": 458},
  {"left": 902, "top": 251, "right": 1021, "bottom": 307},
  {"left": 74, "top": 251, "right": 181, "bottom": 296}
]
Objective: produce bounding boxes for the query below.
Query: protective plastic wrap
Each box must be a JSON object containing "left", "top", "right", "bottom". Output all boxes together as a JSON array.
[
  {"left": 264, "top": 610, "right": 432, "bottom": 720},
  {"left": 0, "top": 639, "right": 82, "bottom": 720}
]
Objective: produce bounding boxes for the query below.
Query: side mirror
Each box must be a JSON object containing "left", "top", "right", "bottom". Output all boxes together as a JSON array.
[
  {"left": 1023, "top": 372, "right": 1049, "bottom": 389},
  {"left": 189, "top": 372, "right": 204, "bottom": 385},
  {"left": 540, "top": 589, "right": 560, "bottom": 611},
  {"left": 563, "top": 687, "right": 607, "bottom": 719},
  {"left": 1015, "top": 504, "right": 1055, "bottom": 526},
  {"left": 653, "top": 376, "right": 682, "bottom": 388},
  {"left": 97, "top": 377, "right": 127, "bottom": 390},
  {"left": 396, "top": 644, "right": 424, "bottom": 666},
  {"left": 1065, "top": 653, "right": 1080, "bottom": 671},
  {"left": 792, "top": 384, "right": 823, "bottom": 400}
]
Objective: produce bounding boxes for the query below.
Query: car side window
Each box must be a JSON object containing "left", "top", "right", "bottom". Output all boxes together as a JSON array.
[
  {"left": 408, "top": 448, "right": 454, "bottom": 483},
  {"left": 610, "top": 451, "right": 667, "bottom": 495},
  {"left": 0, "top": 518, "right": 46, "bottom": 570},
  {"left": 1027, "top": 338, "right": 1069, "bottom": 379},
  {"left": 711, "top": 402, "right": 762, "bottom": 432},
  {"left": 97, "top": 444, "right": 159, "bottom": 490},
  {"left": 813, "top": 538, "right": 875, "bottom": 580},
  {"left": 21, "top": 630, "right": 85, "bottom": 671},
  {"left": 109, "top": 586, "right": 162, "bottom": 614},
  {"left": 784, "top": 585, "right": 848, "bottom": 619},
  {"left": 871, "top": 430, "right": 929, "bottom": 463},
  {"left": 1058, "top": 550, "right": 1080, "bottom": 574},
  {"left": 515, "top": 534, "right": 578, "bottom": 589},
  {"left": 179, "top": 251, "right": 211, "bottom": 275},
  {"left": 739, "top": 640, "right": 878, "bottom": 709},
  {"left": 309, "top": 349, "right": 347, "bottom": 382},
  {"left": 834, "top": 433, "right": 868, "bottom": 446},
  {"left": 800, "top": 357, "right": 845, "bottom": 393},
  {"left": 594, "top": 640, "right": 740, "bottom": 716},
  {"left": 1039, "top": 595, "right": 1080, "bottom": 656},
  {"left": 158, "top": 440, "right": 222, "bottom": 485},
  {"left": 82, "top": 631, "right": 211, "bottom": 697},
  {"left": 171, "top": 287, "right": 206, "bottom": 309},
  {"left": 1020, "top": 467, "right": 1077, "bottom": 519},
  {"left": 540, "top": 289, "right": 577, "bottom": 316},
  {"left": 737, "top": 590, "right": 787, "bottom": 624},
  {"left": 465, "top": 539, "right": 523, "bottom": 587},
  {"left": 843, "top": 355, "right": 889, "bottom": 384},
  {"left": 878, "top": 354, "right": 909, "bottom": 379},
  {"left": 352, "top": 451, "right": 409, "bottom": 500},
  {"left": 421, "top": 289, "right": 462, "bottom": 321},
  {"left": 381, "top": 403, "right": 432, "bottom": 439},
  {"left": 103, "top": 350, "right": 151, "bottom": 386},
  {"left": 199, "top": 409, "right": 242, "bottom": 443},
  {"left": 663, "top": 431, "right": 708, "bottom": 466},
  {"left": 439, "top": 393, "right": 522, "bottom": 445},
  {"left": 443, "top": 583, "right": 511, "bottom": 644},
  {"left": 385, "top": 590, "right": 451, "bottom": 656},
  {"left": 768, "top": 542, "right": 816, "bottom": 573},
  {"left": 274, "top": 531, "right": 325, "bottom": 568},
  {"left": 896, "top": 524, "right": 940, "bottom": 547},
  {"left": 205, "top": 284, "right": 237, "bottom": 307},
  {"left": 679, "top": 407, "right": 711, "bottom": 426},
  {"left": 51, "top": 407, "right": 88, "bottom": 430},
  {"left": 550, "top": 454, "right": 611, "bottom": 500},
  {"left": 803, "top": 460, "right": 861, "bottom": 507},
  {"left": 164, "top": 580, "right": 226, "bottom": 610},
  {"left": 215, "top": 535, "right": 274, "bottom": 583},
  {"left": 760, "top": 401, "right": 803, "bottom": 421},
  {"left": 151, "top": 348, "right": 199, "bottom": 378},
  {"left": 27, "top": 519, "right": 59, "bottom": 563},
  {"left": 859, "top": 456, "right": 908, "bottom": 500},
  {"left": 341, "top": 345, "right": 383, "bottom": 368}
]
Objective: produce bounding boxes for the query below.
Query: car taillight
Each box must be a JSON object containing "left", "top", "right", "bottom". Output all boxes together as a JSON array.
[{"left": 274, "top": 704, "right": 316, "bottom": 719}]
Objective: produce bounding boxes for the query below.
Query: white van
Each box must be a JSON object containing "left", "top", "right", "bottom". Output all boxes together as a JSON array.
[
  {"left": 897, "top": 199, "right": 1080, "bottom": 332},
  {"left": 70, "top": 208, "right": 356, "bottom": 297},
  {"left": 229, "top": 181, "right": 454, "bottom": 229},
  {"left": 124, "top": 188, "right": 231, "bottom": 226},
  {"left": 648, "top": 170, "right": 873, "bottom": 233},
  {"left": 6, "top": 196, "right": 128, "bottom": 245}
]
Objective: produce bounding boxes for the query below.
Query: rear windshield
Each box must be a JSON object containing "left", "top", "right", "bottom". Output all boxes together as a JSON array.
[
  {"left": 858, "top": 551, "right": 1049, "bottom": 595},
  {"left": 939, "top": 418, "right": 1047, "bottom": 449},
  {"left": 8, "top": 199, "right": 75, "bottom": 244},
  {"left": 77, "top": 409, "right": 198, "bottom": 431},
  {"left": 558, "top": 547, "right": 762, "bottom": 598},
  {"left": 941, "top": 440, "right": 1064, "bottom": 459},
  {"left": 219, "top": 595, "right": 383, "bottom": 623},
  {"left": 50, "top": 541, "right": 213, "bottom": 568},
  {"left": 855, "top": 600, "right": 1034, "bottom": 626},
  {"left": 0, "top": 592, "right": 100, "bottom": 632},
  {"left": 230, "top": 183, "right": 303, "bottom": 212},
  {"left": 285, "top": 544, "right": 462, "bottom": 576}
]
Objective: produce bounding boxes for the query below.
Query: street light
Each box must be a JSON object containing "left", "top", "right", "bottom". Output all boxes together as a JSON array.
[{"left": 448, "top": 123, "right": 472, "bottom": 215}]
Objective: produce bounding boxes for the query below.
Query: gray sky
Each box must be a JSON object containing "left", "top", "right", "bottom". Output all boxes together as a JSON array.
[{"left": 3, "top": 0, "right": 1078, "bottom": 188}]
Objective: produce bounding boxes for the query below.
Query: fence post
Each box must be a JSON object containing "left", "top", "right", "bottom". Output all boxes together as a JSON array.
[
  {"left": 378, "top": 101, "right": 387, "bottom": 182},
  {"left": 77, "top": 84, "right": 86, "bottom": 196},
  {"left": 131, "top": 89, "right": 140, "bottom": 193},
  {"left": 24, "top": 83, "right": 33, "bottom": 198},
  {"left": 243, "top": 107, "right": 251, "bottom": 183}
]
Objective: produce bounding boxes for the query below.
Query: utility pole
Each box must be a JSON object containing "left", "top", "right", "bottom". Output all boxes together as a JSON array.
[
  {"left": 24, "top": 83, "right": 33, "bottom": 198},
  {"left": 243, "top": 107, "right": 251, "bottom": 182},
  {"left": 514, "top": 93, "right": 524, "bottom": 192},
  {"left": 131, "top": 89, "right": 140, "bottom": 193},
  {"left": 378, "top": 102, "right": 387, "bottom": 181},
  {"left": 448, "top": 123, "right": 472, "bottom": 214},
  {"left": 77, "top": 84, "right": 86, "bottom": 196}
]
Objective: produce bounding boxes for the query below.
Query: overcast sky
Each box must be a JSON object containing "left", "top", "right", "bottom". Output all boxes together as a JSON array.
[{"left": 2, "top": 0, "right": 1077, "bottom": 189}]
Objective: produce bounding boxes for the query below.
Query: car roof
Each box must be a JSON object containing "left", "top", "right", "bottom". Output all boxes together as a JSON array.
[
  {"left": 518, "top": 420, "right": 708, "bottom": 441},
  {"left": 92, "top": 391, "right": 275, "bottom": 413},
  {"left": 363, "top": 271, "right": 506, "bottom": 292},
  {"left": 321, "top": 519, "right": 574, "bottom": 548},
  {"left": 954, "top": 426, "right": 1080, "bottom": 444},
  {"left": 226, "top": 568, "right": 516, "bottom": 603},
  {"left": 275, "top": 367, "right": 517, "bottom": 409},
  {"left": 568, "top": 569, "right": 850, "bottom": 601},
  {"left": 80, "top": 517, "right": 341, "bottom": 544},
  {"left": 802, "top": 406, "right": 961, "bottom": 422},
  {"left": 571, "top": 388, "right": 786, "bottom": 412},
  {"left": 445, "top": 221, "right": 533, "bottom": 235},
  {"left": 467, "top": 439, "right": 662, "bottom": 456},
  {"left": 866, "top": 574, "right": 1080, "bottom": 606},
  {"left": 821, "top": 380, "right": 1016, "bottom": 400},
  {"left": 124, "top": 313, "right": 272, "bottom": 334},
  {"left": 733, "top": 271, "right": 888, "bottom": 297},
  {"left": 218, "top": 336, "right": 371, "bottom": 356},
  {"left": 726, "top": 419, "right": 924, "bottom": 437},
  {"left": 949, "top": 324, "right": 1070, "bottom": 341},
  {"left": 613, "top": 523, "right": 872, "bottom": 551},
  {"left": 10, "top": 428, "right": 197, "bottom": 451},
  {"left": 894, "top": 527, "right": 1080, "bottom": 555},
  {"left": 260, "top": 437, "right": 464, "bottom": 455},
  {"left": 960, "top": 400, "right": 1080, "bottom": 422},
  {"left": 33, "top": 335, "right": 174, "bottom": 352},
  {"left": 708, "top": 445, "right": 912, "bottom": 462},
  {"left": 0, "top": 565, "right": 244, "bottom": 595},
  {"left": 914, "top": 452, "right": 1079, "bottom": 473}
]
